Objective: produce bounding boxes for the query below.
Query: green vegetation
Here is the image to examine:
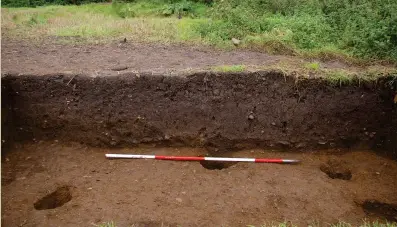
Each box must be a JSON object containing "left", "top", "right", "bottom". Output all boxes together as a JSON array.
[
  {"left": 322, "top": 69, "right": 397, "bottom": 86},
  {"left": 305, "top": 62, "right": 321, "bottom": 71},
  {"left": 1, "top": 4, "right": 200, "bottom": 43},
  {"left": 92, "top": 221, "right": 116, "bottom": 227},
  {"left": 1, "top": 0, "right": 108, "bottom": 8},
  {"left": 213, "top": 65, "right": 246, "bottom": 72},
  {"left": 199, "top": 0, "right": 397, "bottom": 61},
  {"left": 2, "top": 0, "right": 397, "bottom": 62},
  {"left": 111, "top": 0, "right": 208, "bottom": 18},
  {"left": 325, "top": 70, "right": 356, "bottom": 86}
]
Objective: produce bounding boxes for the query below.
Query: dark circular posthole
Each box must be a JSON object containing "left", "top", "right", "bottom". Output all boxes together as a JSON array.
[
  {"left": 200, "top": 161, "right": 233, "bottom": 170},
  {"left": 34, "top": 186, "right": 72, "bottom": 210},
  {"left": 362, "top": 200, "right": 397, "bottom": 222},
  {"left": 320, "top": 160, "right": 352, "bottom": 180}
]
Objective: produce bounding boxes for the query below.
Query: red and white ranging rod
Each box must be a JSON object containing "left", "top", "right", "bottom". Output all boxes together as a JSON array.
[{"left": 105, "top": 154, "right": 300, "bottom": 164}]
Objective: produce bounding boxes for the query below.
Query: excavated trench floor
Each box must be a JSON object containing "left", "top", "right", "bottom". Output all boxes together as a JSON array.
[{"left": 2, "top": 143, "right": 397, "bottom": 226}]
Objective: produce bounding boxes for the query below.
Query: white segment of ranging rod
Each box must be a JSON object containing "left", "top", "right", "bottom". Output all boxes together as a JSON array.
[
  {"left": 204, "top": 157, "right": 255, "bottom": 162},
  {"left": 105, "top": 154, "right": 155, "bottom": 159}
]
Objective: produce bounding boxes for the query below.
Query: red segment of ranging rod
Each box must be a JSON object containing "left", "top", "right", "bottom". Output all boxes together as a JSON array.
[
  {"left": 105, "top": 154, "right": 300, "bottom": 164},
  {"left": 155, "top": 155, "right": 204, "bottom": 161}
]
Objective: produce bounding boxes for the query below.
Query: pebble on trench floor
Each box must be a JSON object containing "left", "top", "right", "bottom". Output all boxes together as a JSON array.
[{"left": 175, "top": 198, "right": 182, "bottom": 203}]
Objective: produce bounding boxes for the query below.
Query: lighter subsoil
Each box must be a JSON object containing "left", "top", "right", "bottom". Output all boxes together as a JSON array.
[{"left": 2, "top": 142, "right": 397, "bottom": 226}]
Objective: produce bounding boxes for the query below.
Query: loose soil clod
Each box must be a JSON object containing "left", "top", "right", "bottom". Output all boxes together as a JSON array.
[
  {"left": 362, "top": 200, "right": 397, "bottom": 222},
  {"left": 33, "top": 186, "right": 72, "bottom": 210},
  {"left": 320, "top": 159, "right": 352, "bottom": 180}
]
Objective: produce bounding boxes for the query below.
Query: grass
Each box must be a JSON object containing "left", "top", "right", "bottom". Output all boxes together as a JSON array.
[
  {"left": 92, "top": 221, "right": 116, "bottom": 227},
  {"left": 213, "top": 65, "right": 247, "bottom": 72},
  {"left": 2, "top": 2, "right": 395, "bottom": 81},
  {"left": 2, "top": 1, "right": 397, "bottom": 64},
  {"left": 1, "top": 4, "right": 209, "bottom": 44},
  {"left": 208, "top": 61, "right": 396, "bottom": 85},
  {"left": 325, "top": 71, "right": 353, "bottom": 86},
  {"left": 112, "top": 0, "right": 209, "bottom": 18},
  {"left": 1, "top": 1, "right": 396, "bottom": 82},
  {"left": 304, "top": 62, "right": 321, "bottom": 71}
]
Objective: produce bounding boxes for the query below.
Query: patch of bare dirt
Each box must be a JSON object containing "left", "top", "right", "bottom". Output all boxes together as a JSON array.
[
  {"left": 2, "top": 143, "right": 397, "bottom": 226},
  {"left": 0, "top": 38, "right": 281, "bottom": 75},
  {"left": 0, "top": 38, "right": 364, "bottom": 75}
]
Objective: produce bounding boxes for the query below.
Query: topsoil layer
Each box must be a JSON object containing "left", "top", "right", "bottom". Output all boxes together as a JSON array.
[{"left": 2, "top": 71, "right": 397, "bottom": 154}]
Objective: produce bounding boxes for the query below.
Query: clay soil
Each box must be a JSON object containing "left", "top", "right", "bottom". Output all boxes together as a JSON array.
[{"left": 2, "top": 142, "right": 397, "bottom": 227}]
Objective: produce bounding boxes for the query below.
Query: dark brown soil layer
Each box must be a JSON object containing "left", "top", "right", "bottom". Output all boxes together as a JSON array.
[
  {"left": 2, "top": 143, "right": 397, "bottom": 226},
  {"left": 2, "top": 71, "right": 396, "bottom": 153}
]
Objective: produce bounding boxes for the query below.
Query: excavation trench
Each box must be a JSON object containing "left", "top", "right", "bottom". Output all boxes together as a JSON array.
[
  {"left": 2, "top": 70, "right": 397, "bottom": 226},
  {"left": 1, "top": 71, "right": 396, "bottom": 155}
]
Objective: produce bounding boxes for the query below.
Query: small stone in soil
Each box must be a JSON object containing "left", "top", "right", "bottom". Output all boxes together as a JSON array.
[{"left": 111, "top": 66, "right": 128, "bottom": 71}]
